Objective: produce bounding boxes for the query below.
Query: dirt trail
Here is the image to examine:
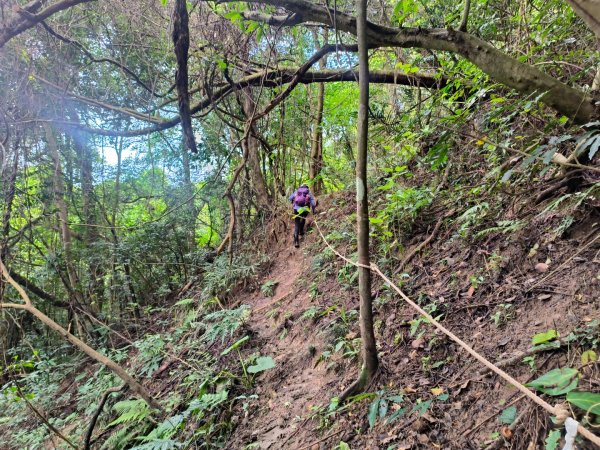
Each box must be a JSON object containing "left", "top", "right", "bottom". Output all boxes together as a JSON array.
[{"left": 231, "top": 235, "right": 340, "bottom": 449}]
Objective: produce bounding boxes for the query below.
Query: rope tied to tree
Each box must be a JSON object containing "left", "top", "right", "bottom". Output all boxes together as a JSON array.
[{"left": 313, "top": 219, "right": 600, "bottom": 448}]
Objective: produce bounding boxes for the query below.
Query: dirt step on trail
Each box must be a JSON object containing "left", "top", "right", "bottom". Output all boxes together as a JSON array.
[{"left": 234, "top": 240, "right": 340, "bottom": 449}]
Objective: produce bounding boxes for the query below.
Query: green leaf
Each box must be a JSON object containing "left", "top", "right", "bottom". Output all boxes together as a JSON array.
[
  {"left": 566, "top": 391, "right": 600, "bottom": 415},
  {"left": 589, "top": 135, "right": 600, "bottom": 160},
  {"left": 498, "top": 406, "right": 517, "bottom": 424},
  {"left": 500, "top": 169, "right": 513, "bottom": 183},
  {"left": 527, "top": 368, "right": 579, "bottom": 396},
  {"left": 377, "top": 180, "right": 394, "bottom": 191},
  {"left": 379, "top": 398, "right": 389, "bottom": 419},
  {"left": 581, "top": 350, "right": 597, "bottom": 364},
  {"left": 220, "top": 335, "right": 250, "bottom": 356},
  {"left": 224, "top": 11, "right": 242, "bottom": 21},
  {"left": 247, "top": 356, "right": 276, "bottom": 374},
  {"left": 174, "top": 298, "right": 194, "bottom": 307},
  {"left": 532, "top": 329, "right": 559, "bottom": 345},
  {"left": 368, "top": 397, "right": 380, "bottom": 428},
  {"left": 385, "top": 406, "right": 408, "bottom": 424},
  {"left": 412, "top": 399, "right": 432, "bottom": 416},
  {"left": 339, "top": 442, "right": 350, "bottom": 450},
  {"left": 544, "top": 429, "right": 561, "bottom": 450}
]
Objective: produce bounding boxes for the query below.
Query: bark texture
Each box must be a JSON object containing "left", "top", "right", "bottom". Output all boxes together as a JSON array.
[
  {"left": 172, "top": 0, "right": 198, "bottom": 152},
  {"left": 341, "top": 0, "right": 378, "bottom": 400},
  {"left": 0, "top": 0, "right": 94, "bottom": 49}
]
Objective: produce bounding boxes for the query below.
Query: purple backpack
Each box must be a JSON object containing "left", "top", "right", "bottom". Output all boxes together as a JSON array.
[{"left": 294, "top": 186, "right": 311, "bottom": 207}]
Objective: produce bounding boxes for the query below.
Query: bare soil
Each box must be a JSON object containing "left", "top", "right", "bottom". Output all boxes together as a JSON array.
[{"left": 227, "top": 192, "right": 600, "bottom": 450}]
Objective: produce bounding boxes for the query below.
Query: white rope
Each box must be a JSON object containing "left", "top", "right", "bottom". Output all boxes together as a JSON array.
[
  {"left": 313, "top": 219, "right": 600, "bottom": 447},
  {"left": 562, "top": 417, "right": 579, "bottom": 450}
]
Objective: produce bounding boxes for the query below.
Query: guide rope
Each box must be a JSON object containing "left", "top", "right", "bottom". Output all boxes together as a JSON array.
[{"left": 313, "top": 219, "right": 600, "bottom": 448}]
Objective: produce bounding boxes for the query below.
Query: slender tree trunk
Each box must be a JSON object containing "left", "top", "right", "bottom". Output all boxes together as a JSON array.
[
  {"left": 341, "top": 0, "right": 379, "bottom": 400},
  {"left": 241, "top": 89, "right": 270, "bottom": 207},
  {"left": 71, "top": 126, "right": 102, "bottom": 311},
  {"left": 309, "top": 29, "right": 328, "bottom": 194},
  {"left": 43, "top": 124, "right": 87, "bottom": 329},
  {"left": 0, "top": 139, "right": 20, "bottom": 354},
  {"left": 181, "top": 142, "right": 198, "bottom": 252}
]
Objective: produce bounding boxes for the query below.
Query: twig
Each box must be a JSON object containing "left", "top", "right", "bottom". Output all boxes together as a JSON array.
[
  {"left": 394, "top": 218, "right": 443, "bottom": 274},
  {"left": 15, "top": 384, "right": 78, "bottom": 450},
  {"left": 479, "top": 339, "right": 565, "bottom": 375},
  {"left": 83, "top": 384, "right": 125, "bottom": 450}
]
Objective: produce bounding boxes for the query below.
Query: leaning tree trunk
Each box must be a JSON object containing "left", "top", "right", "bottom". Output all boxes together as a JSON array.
[
  {"left": 341, "top": 0, "right": 379, "bottom": 400},
  {"left": 0, "top": 259, "right": 162, "bottom": 411}
]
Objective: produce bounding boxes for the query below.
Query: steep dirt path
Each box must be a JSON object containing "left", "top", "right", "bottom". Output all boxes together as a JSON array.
[{"left": 230, "top": 237, "right": 340, "bottom": 449}]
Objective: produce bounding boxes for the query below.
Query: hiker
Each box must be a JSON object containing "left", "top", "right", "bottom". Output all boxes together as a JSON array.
[{"left": 289, "top": 184, "right": 316, "bottom": 248}]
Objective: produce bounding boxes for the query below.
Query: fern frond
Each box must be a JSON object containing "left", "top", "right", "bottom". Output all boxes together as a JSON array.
[
  {"left": 100, "top": 423, "right": 138, "bottom": 450},
  {"left": 108, "top": 399, "right": 151, "bottom": 426}
]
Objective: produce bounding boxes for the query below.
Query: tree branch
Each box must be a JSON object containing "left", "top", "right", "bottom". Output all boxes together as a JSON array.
[
  {"left": 7, "top": 269, "right": 70, "bottom": 308},
  {"left": 83, "top": 384, "right": 125, "bottom": 450},
  {"left": 221, "top": 0, "right": 595, "bottom": 122},
  {"left": 241, "top": 10, "right": 302, "bottom": 26},
  {"left": 0, "top": 0, "right": 96, "bottom": 49},
  {"left": 39, "top": 22, "right": 171, "bottom": 98},
  {"left": 50, "top": 69, "right": 446, "bottom": 136}
]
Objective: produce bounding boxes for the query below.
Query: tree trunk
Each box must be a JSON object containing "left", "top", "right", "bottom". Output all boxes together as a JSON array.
[
  {"left": 71, "top": 125, "right": 103, "bottom": 311},
  {"left": 43, "top": 123, "right": 86, "bottom": 317},
  {"left": 241, "top": 89, "right": 271, "bottom": 207},
  {"left": 309, "top": 29, "right": 328, "bottom": 195},
  {"left": 341, "top": 0, "right": 379, "bottom": 400},
  {"left": 181, "top": 142, "right": 198, "bottom": 252}
]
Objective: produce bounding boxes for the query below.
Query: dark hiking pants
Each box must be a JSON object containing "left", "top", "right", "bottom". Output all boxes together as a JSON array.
[{"left": 293, "top": 210, "right": 309, "bottom": 244}]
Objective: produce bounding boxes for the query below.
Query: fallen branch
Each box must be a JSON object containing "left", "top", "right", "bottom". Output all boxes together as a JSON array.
[
  {"left": 394, "top": 218, "right": 443, "bottom": 274},
  {"left": 83, "top": 384, "right": 125, "bottom": 450},
  {"left": 479, "top": 339, "right": 566, "bottom": 375},
  {"left": 0, "top": 257, "right": 163, "bottom": 412}
]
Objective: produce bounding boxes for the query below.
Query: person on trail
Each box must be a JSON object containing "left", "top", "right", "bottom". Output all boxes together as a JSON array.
[{"left": 289, "top": 184, "right": 316, "bottom": 248}]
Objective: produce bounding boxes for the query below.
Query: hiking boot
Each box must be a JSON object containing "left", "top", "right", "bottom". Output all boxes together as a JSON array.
[{"left": 293, "top": 235, "right": 299, "bottom": 248}]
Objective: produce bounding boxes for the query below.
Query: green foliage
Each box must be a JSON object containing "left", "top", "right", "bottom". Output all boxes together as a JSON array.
[
  {"left": 490, "top": 303, "right": 514, "bottom": 327},
  {"left": 246, "top": 356, "right": 275, "bottom": 374},
  {"left": 566, "top": 391, "right": 600, "bottom": 415},
  {"left": 202, "top": 254, "right": 267, "bottom": 297},
  {"left": 199, "top": 305, "right": 250, "bottom": 344},
  {"left": 544, "top": 429, "right": 561, "bottom": 450},
  {"left": 109, "top": 399, "right": 152, "bottom": 426},
  {"left": 135, "top": 334, "right": 166, "bottom": 378},
  {"left": 527, "top": 368, "right": 579, "bottom": 396},
  {"left": 532, "top": 330, "right": 559, "bottom": 345},
  {"left": 260, "top": 280, "right": 278, "bottom": 297},
  {"left": 498, "top": 406, "right": 517, "bottom": 425},
  {"left": 367, "top": 391, "right": 405, "bottom": 428}
]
